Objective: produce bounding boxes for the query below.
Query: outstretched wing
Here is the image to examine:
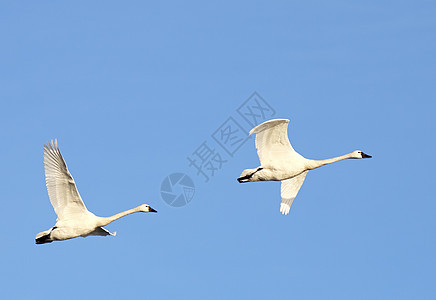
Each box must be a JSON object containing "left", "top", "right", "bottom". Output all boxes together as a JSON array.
[
  {"left": 44, "top": 140, "right": 88, "bottom": 219},
  {"left": 249, "top": 119, "right": 295, "bottom": 168},
  {"left": 280, "top": 171, "right": 308, "bottom": 215}
]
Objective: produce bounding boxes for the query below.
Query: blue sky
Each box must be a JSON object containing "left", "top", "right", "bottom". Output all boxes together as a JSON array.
[{"left": 0, "top": 1, "right": 435, "bottom": 299}]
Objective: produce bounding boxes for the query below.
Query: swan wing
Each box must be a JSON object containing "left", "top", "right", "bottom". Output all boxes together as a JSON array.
[
  {"left": 280, "top": 171, "right": 307, "bottom": 215},
  {"left": 84, "top": 227, "right": 116, "bottom": 237},
  {"left": 44, "top": 140, "right": 88, "bottom": 219},
  {"left": 249, "top": 119, "right": 295, "bottom": 168}
]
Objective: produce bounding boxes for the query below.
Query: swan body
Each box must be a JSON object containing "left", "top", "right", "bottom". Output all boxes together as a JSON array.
[
  {"left": 238, "top": 119, "right": 371, "bottom": 215},
  {"left": 36, "top": 140, "right": 157, "bottom": 244}
]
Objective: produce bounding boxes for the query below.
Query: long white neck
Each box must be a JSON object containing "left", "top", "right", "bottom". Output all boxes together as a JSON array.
[
  {"left": 97, "top": 205, "right": 143, "bottom": 227},
  {"left": 305, "top": 153, "right": 354, "bottom": 170}
]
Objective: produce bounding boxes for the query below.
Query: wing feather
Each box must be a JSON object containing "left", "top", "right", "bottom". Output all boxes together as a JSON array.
[
  {"left": 44, "top": 140, "right": 88, "bottom": 219},
  {"left": 84, "top": 227, "right": 116, "bottom": 237},
  {"left": 280, "top": 171, "right": 308, "bottom": 215},
  {"left": 249, "top": 119, "right": 295, "bottom": 168}
]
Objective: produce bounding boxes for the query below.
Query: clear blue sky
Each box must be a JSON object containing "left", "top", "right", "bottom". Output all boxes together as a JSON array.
[{"left": 1, "top": 1, "right": 435, "bottom": 299}]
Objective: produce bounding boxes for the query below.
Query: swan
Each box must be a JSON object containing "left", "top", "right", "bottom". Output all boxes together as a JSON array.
[
  {"left": 35, "top": 140, "right": 157, "bottom": 244},
  {"left": 237, "top": 119, "right": 371, "bottom": 215}
]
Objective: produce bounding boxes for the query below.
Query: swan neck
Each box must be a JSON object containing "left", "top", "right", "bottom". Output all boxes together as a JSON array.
[
  {"left": 306, "top": 153, "right": 352, "bottom": 170},
  {"left": 98, "top": 206, "right": 142, "bottom": 227}
]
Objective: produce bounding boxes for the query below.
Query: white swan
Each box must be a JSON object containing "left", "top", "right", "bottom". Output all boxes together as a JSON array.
[
  {"left": 238, "top": 119, "right": 371, "bottom": 215},
  {"left": 35, "top": 140, "right": 157, "bottom": 244}
]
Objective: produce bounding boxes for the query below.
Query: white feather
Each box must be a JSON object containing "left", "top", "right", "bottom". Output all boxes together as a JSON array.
[
  {"left": 36, "top": 140, "right": 156, "bottom": 244},
  {"left": 239, "top": 119, "right": 371, "bottom": 215}
]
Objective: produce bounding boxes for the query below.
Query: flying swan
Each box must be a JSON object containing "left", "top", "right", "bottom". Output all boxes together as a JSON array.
[
  {"left": 237, "top": 119, "right": 371, "bottom": 215},
  {"left": 35, "top": 140, "right": 157, "bottom": 244}
]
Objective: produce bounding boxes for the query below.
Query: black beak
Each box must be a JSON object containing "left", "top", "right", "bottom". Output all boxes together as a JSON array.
[
  {"left": 361, "top": 152, "right": 372, "bottom": 158},
  {"left": 237, "top": 176, "right": 249, "bottom": 183},
  {"left": 149, "top": 207, "right": 157, "bottom": 213}
]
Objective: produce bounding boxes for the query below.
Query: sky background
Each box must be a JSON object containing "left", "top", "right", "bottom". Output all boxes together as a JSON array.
[{"left": 0, "top": 1, "right": 435, "bottom": 299}]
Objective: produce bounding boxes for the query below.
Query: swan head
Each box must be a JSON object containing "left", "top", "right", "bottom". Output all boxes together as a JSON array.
[
  {"left": 238, "top": 169, "right": 252, "bottom": 183},
  {"left": 138, "top": 204, "right": 157, "bottom": 213},
  {"left": 237, "top": 168, "right": 262, "bottom": 183},
  {"left": 351, "top": 150, "right": 372, "bottom": 159}
]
